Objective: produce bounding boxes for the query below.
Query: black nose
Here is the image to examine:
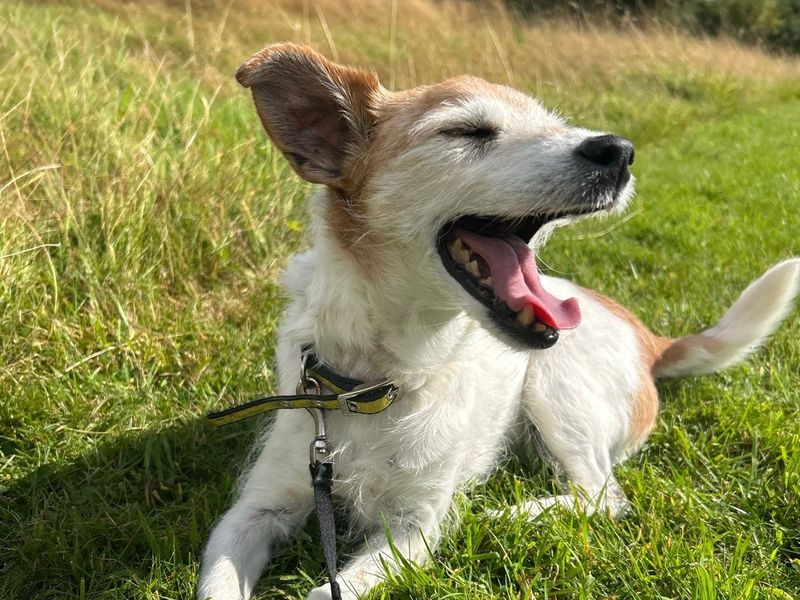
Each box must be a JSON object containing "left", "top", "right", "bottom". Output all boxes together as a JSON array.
[{"left": 577, "top": 134, "right": 635, "bottom": 169}]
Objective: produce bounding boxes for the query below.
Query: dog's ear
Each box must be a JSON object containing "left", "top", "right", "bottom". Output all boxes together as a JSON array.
[{"left": 236, "top": 43, "right": 381, "bottom": 187}]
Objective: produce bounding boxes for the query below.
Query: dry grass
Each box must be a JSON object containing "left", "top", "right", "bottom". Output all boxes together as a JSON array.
[{"left": 91, "top": 0, "right": 800, "bottom": 92}]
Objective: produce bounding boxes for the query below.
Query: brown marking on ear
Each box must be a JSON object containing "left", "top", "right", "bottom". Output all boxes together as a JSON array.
[
  {"left": 581, "top": 288, "right": 673, "bottom": 450},
  {"left": 237, "top": 43, "right": 381, "bottom": 186},
  {"left": 237, "top": 43, "right": 389, "bottom": 276}
]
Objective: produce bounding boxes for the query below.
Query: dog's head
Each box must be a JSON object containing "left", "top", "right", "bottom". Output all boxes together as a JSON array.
[{"left": 238, "top": 44, "right": 635, "bottom": 349}]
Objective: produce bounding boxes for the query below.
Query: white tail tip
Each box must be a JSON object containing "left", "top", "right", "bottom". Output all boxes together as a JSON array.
[{"left": 655, "top": 258, "right": 800, "bottom": 378}]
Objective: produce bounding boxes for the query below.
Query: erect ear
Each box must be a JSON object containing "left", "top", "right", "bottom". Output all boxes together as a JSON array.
[{"left": 236, "top": 43, "right": 381, "bottom": 186}]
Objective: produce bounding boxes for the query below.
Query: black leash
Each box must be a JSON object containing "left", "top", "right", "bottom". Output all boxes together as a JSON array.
[
  {"left": 207, "top": 346, "right": 398, "bottom": 599},
  {"left": 310, "top": 461, "right": 342, "bottom": 600}
]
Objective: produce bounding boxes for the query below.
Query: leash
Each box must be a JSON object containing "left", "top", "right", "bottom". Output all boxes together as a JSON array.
[{"left": 207, "top": 346, "right": 399, "bottom": 599}]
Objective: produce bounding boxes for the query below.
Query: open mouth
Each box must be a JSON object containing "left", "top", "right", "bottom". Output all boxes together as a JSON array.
[{"left": 436, "top": 212, "right": 591, "bottom": 348}]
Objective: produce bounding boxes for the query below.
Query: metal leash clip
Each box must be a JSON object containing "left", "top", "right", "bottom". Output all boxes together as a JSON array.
[{"left": 298, "top": 353, "right": 330, "bottom": 466}]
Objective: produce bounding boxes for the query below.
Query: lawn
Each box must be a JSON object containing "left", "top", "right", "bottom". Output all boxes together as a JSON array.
[{"left": 1, "top": 1, "right": 799, "bottom": 598}]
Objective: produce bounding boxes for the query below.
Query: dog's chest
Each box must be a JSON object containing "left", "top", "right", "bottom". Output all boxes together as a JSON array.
[{"left": 326, "top": 353, "right": 527, "bottom": 525}]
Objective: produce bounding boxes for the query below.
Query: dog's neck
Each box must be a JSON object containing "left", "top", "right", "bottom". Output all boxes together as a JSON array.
[{"left": 285, "top": 193, "right": 471, "bottom": 387}]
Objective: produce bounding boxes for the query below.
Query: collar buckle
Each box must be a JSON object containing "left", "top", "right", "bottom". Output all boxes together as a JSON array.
[{"left": 335, "top": 379, "right": 396, "bottom": 415}]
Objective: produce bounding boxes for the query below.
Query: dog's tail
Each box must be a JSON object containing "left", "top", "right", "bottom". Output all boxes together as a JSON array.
[{"left": 653, "top": 258, "right": 800, "bottom": 379}]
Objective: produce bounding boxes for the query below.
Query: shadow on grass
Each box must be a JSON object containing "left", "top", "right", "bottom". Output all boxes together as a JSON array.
[
  {"left": 0, "top": 416, "right": 337, "bottom": 599},
  {"left": 10, "top": 380, "right": 794, "bottom": 599},
  {"left": 0, "top": 411, "right": 562, "bottom": 600}
]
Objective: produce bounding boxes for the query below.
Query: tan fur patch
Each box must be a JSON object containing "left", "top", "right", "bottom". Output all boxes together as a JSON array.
[
  {"left": 652, "top": 339, "right": 690, "bottom": 375},
  {"left": 330, "top": 76, "right": 520, "bottom": 273},
  {"left": 628, "top": 380, "right": 660, "bottom": 449}
]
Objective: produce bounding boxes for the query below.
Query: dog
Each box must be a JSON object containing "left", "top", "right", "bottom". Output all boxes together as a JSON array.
[{"left": 197, "top": 43, "right": 800, "bottom": 600}]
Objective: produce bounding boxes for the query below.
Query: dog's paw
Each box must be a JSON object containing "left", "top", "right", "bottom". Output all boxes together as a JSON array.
[
  {"left": 306, "top": 582, "right": 359, "bottom": 600},
  {"left": 196, "top": 576, "right": 243, "bottom": 600},
  {"left": 487, "top": 491, "right": 629, "bottom": 521},
  {"left": 306, "top": 586, "right": 331, "bottom": 600}
]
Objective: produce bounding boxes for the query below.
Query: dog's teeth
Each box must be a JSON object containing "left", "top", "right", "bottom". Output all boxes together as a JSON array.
[
  {"left": 533, "top": 321, "right": 548, "bottom": 332},
  {"left": 449, "top": 239, "right": 471, "bottom": 265},
  {"left": 516, "top": 305, "right": 534, "bottom": 327},
  {"left": 480, "top": 276, "right": 493, "bottom": 288},
  {"left": 466, "top": 260, "right": 480, "bottom": 277}
]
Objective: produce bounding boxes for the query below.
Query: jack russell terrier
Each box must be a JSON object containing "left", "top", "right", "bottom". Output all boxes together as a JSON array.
[{"left": 198, "top": 43, "right": 800, "bottom": 600}]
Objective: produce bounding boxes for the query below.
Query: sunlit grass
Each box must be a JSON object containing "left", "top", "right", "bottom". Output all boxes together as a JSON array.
[{"left": 1, "top": 1, "right": 799, "bottom": 598}]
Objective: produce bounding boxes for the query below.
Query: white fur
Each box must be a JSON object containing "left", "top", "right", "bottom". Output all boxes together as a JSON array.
[
  {"left": 198, "top": 47, "right": 799, "bottom": 600},
  {"left": 655, "top": 259, "right": 800, "bottom": 377}
]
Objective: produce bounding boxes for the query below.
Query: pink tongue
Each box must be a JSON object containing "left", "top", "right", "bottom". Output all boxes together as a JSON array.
[{"left": 456, "top": 230, "right": 581, "bottom": 330}]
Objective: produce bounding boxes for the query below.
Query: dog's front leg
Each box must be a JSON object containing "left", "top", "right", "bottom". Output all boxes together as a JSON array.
[
  {"left": 306, "top": 522, "right": 437, "bottom": 600},
  {"left": 198, "top": 412, "right": 314, "bottom": 600},
  {"left": 306, "top": 496, "right": 451, "bottom": 600},
  {"left": 510, "top": 381, "right": 635, "bottom": 521}
]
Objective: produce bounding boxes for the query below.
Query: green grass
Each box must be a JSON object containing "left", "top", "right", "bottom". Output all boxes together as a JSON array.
[{"left": 1, "top": 1, "right": 799, "bottom": 599}]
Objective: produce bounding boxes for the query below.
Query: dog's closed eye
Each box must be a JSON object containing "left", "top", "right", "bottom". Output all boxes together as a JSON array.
[{"left": 439, "top": 125, "right": 498, "bottom": 142}]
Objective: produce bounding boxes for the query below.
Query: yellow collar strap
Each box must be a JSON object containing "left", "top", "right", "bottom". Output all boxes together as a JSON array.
[{"left": 207, "top": 350, "right": 398, "bottom": 427}]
